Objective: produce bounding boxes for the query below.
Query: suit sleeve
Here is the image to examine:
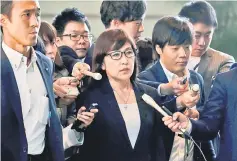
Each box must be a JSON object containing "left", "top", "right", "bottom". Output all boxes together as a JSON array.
[
  {"left": 61, "top": 55, "right": 79, "bottom": 74},
  {"left": 190, "top": 74, "right": 226, "bottom": 141},
  {"left": 137, "top": 71, "right": 162, "bottom": 89}
]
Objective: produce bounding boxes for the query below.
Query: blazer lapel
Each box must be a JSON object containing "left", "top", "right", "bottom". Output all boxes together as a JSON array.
[
  {"left": 132, "top": 83, "right": 147, "bottom": 148},
  {"left": 198, "top": 50, "right": 212, "bottom": 76},
  {"left": 1, "top": 48, "right": 24, "bottom": 125},
  {"left": 154, "top": 61, "right": 169, "bottom": 83}
]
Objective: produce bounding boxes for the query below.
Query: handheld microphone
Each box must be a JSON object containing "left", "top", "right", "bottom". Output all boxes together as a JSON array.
[
  {"left": 71, "top": 103, "right": 98, "bottom": 131},
  {"left": 190, "top": 84, "right": 199, "bottom": 97},
  {"left": 141, "top": 93, "right": 191, "bottom": 138},
  {"left": 83, "top": 70, "right": 102, "bottom": 80}
]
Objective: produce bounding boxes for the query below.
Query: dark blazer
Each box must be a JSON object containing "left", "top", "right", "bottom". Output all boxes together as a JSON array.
[
  {"left": 137, "top": 61, "right": 214, "bottom": 161},
  {"left": 1, "top": 48, "right": 64, "bottom": 161},
  {"left": 75, "top": 78, "right": 178, "bottom": 161},
  {"left": 191, "top": 68, "right": 237, "bottom": 161},
  {"left": 59, "top": 45, "right": 93, "bottom": 74}
]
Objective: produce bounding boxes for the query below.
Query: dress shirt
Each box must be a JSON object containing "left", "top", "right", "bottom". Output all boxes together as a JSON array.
[
  {"left": 187, "top": 56, "right": 201, "bottom": 72},
  {"left": 157, "top": 60, "right": 194, "bottom": 161}
]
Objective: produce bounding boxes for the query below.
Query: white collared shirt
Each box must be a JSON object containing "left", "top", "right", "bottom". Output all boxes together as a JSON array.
[
  {"left": 158, "top": 60, "right": 194, "bottom": 161},
  {"left": 2, "top": 41, "right": 48, "bottom": 155},
  {"left": 187, "top": 56, "right": 201, "bottom": 72}
]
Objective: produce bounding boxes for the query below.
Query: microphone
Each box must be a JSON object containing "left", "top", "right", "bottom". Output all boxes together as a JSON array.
[
  {"left": 141, "top": 94, "right": 171, "bottom": 117},
  {"left": 190, "top": 84, "right": 199, "bottom": 97},
  {"left": 83, "top": 70, "right": 102, "bottom": 80},
  {"left": 141, "top": 93, "right": 191, "bottom": 138}
]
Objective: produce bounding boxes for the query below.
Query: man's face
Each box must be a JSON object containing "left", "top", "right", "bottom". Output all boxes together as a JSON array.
[
  {"left": 120, "top": 19, "right": 144, "bottom": 43},
  {"left": 192, "top": 22, "right": 215, "bottom": 57},
  {"left": 158, "top": 44, "right": 191, "bottom": 76},
  {"left": 1, "top": 0, "right": 41, "bottom": 46},
  {"left": 57, "top": 21, "right": 92, "bottom": 59}
]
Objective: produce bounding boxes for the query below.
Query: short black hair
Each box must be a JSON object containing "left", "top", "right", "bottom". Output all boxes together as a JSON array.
[
  {"left": 152, "top": 16, "right": 193, "bottom": 51},
  {"left": 179, "top": 0, "right": 218, "bottom": 28},
  {"left": 1, "top": 1, "right": 13, "bottom": 33},
  {"left": 100, "top": 1, "right": 147, "bottom": 28},
  {"left": 52, "top": 8, "right": 91, "bottom": 36}
]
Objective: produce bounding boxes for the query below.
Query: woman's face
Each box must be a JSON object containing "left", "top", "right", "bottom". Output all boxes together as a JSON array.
[
  {"left": 102, "top": 42, "right": 136, "bottom": 81},
  {"left": 43, "top": 35, "right": 58, "bottom": 61}
]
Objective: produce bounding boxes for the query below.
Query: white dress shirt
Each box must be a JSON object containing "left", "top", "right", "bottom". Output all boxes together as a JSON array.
[
  {"left": 118, "top": 103, "right": 141, "bottom": 148},
  {"left": 187, "top": 56, "right": 201, "bottom": 72},
  {"left": 158, "top": 60, "right": 194, "bottom": 161},
  {"left": 2, "top": 42, "right": 84, "bottom": 154}
]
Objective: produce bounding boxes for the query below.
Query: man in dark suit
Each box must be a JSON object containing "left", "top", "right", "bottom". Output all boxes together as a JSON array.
[
  {"left": 52, "top": 8, "right": 93, "bottom": 73},
  {"left": 1, "top": 1, "right": 97, "bottom": 161},
  {"left": 0, "top": 1, "right": 64, "bottom": 161},
  {"left": 163, "top": 67, "right": 237, "bottom": 161},
  {"left": 138, "top": 16, "right": 214, "bottom": 161}
]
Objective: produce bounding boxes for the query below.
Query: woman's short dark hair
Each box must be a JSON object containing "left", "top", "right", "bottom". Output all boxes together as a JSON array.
[
  {"left": 152, "top": 16, "right": 193, "bottom": 56},
  {"left": 39, "top": 21, "right": 57, "bottom": 44},
  {"left": 179, "top": 0, "right": 218, "bottom": 28},
  {"left": 100, "top": 1, "right": 147, "bottom": 28},
  {"left": 38, "top": 21, "right": 64, "bottom": 67},
  {"left": 91, "top": 29, "right": 138, "bottom": 84}
]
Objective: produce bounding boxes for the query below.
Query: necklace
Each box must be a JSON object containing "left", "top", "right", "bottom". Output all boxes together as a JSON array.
[{"left": 113, "top": 85, "right": 132, "bottom": 109}]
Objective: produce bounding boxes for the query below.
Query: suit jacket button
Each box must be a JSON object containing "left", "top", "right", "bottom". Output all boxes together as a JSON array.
[{"left": 23, "top": 147, "right": 27, "bottom": 153}]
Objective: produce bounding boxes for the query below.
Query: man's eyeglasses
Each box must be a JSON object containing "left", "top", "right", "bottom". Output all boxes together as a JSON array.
[
  {"left": 60, "top": 33, "right": 93, "bottom": 42},
  {"left": 106, "top": 49, "right": 137, "bottom": 60}
]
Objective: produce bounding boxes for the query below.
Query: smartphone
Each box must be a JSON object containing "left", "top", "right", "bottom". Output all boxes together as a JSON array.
[{"left": 71, "top": 103, "right": 98, "bottom": 130}]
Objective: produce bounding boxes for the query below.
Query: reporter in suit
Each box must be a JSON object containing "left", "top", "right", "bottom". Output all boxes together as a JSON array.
[
  {"left": 138, "top": 16, "right": 213, "bottom": 161},
  {"left": 163, "top": 67, "right": 237, "bottom": 161},
  {"left": 74, "top": 29, "right": 181, "bottom": 161}
]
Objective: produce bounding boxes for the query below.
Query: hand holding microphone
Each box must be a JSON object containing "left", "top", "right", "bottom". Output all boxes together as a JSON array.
[
  {"left": 82, "top": 70, "right": 102, "bottom": 80},
  {"left": 141, "top": 94, "right": 190, "bottom": 137},
  {"left": 72, "top": 62, "right": 102, "bottom": 81}
]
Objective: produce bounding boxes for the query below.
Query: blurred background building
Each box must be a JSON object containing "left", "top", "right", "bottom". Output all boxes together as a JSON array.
[{"left": 40, "top": 1, "right": 237, "bottom": 59}]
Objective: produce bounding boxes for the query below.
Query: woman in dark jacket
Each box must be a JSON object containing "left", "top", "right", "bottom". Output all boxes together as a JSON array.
[{"left": 75, "top": 29, "right": 178, "bottom": 161}]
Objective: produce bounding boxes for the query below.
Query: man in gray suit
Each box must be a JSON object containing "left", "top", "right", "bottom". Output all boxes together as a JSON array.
[
  {"left": 179, "top": 1, "right": 235, "bottom": 158},
  {"left": 179, "top": 0, "right": 235, "bottom": 100}
]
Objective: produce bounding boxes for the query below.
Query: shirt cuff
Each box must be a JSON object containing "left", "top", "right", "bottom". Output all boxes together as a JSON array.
[
  {"left": 63, "top": 124, "right": 84, "bottom": 150},
  {"left": 182, "top": 119, "right": 192, "bottom": 135},
  {"left": 157, "top": 85, "right": 166, "bottom": 96}
]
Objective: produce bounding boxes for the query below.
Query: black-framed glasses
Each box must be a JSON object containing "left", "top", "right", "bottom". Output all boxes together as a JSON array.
[
  {"left": 106, "top": 49, "right": 137, "bottom": 60},
  {"left": 61, "top": 33, "right": 93, "bottom": 42}
]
